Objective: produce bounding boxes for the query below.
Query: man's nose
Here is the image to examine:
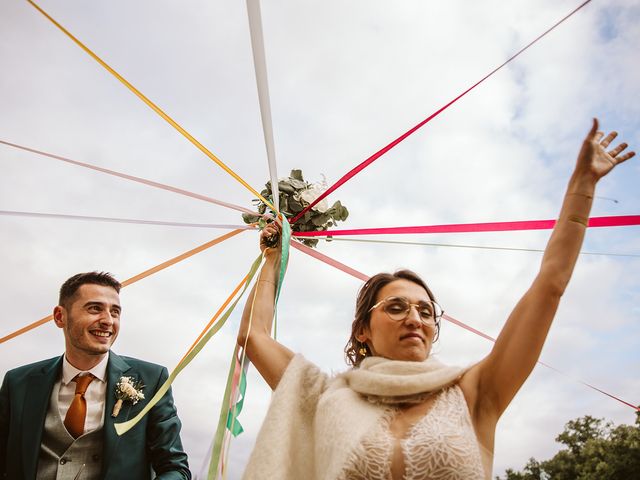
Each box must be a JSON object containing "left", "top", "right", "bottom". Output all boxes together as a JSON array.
[{"left": 100, "top": 311, "right": 116, "bottom": 325}]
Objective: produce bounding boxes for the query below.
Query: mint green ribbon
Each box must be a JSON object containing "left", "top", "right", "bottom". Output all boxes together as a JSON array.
[
  {"left": 114, "top": 253, "right": 263, "bottom": 436},
  {"left": 208, "top": 217, "right": 291, "bottom": 478},
  {"left": 273, "top": 217, "right": 290, "bottom": 338},
  {"left": 225, "top": 363, "right": 247, "bottom": 436}
]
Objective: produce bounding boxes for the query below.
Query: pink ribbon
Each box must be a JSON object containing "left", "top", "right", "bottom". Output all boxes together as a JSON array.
[
  {"left": 292, "top": 215, "right": 640, "bottom": 237},
  {"left": 293, "top": 240, "right": 638, "bottom": 411},
  {"left": 290, "top": 241, "right": 369, "bottom": 281},
  {"left": 0, "top": 139, "right": 255, "bottom": 215}
]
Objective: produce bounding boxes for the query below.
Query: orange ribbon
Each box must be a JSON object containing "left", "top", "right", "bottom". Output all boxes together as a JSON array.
[
  {"left": 0, "top": 229, "right": 245, "bottom": 344},
  {"left": 177, "top": 273, "right": 249, "bottom": 365}
]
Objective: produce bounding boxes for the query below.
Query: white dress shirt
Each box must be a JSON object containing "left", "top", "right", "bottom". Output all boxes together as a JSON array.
[{"left": 52, "top": 352, "right": 109, "bottom": 435}]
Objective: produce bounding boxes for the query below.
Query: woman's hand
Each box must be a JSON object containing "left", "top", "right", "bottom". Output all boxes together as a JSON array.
[
  {"left": 239, "top": 219, "right": 294, "bottom": 390},
  {"left": 259, "top": 222, "right": 282, "bottom": 256},
  {"left": 574, "top": 118, "right": 635, "bottom": 183},
  {"left": 461, "top": 118, "right": 635, "bottom": 425}
]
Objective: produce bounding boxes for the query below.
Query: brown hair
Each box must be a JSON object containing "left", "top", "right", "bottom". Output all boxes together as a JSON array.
[
  {"left": 344, "top": 269, "right": 439, "bottom": 367},
  {"left": 59, "top": 271, "right": 121, "bottom": 309}
]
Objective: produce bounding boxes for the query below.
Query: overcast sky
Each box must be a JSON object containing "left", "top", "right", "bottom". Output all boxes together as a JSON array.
[{"left": 1, "top": 0, "right": 639, "bottom": 478}]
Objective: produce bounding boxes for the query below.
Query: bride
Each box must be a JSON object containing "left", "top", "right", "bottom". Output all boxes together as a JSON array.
[{"left": 237, "top": 119, "right": 634, "bottom": 480}]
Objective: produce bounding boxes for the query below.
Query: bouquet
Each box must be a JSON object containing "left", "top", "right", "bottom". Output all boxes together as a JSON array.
[{"left": 242, "top": 169, "right": 348, "bottom": 248}]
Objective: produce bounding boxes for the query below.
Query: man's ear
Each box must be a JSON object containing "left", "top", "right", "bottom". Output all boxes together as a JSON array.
[{"left": 53, "top": 305, "right": 66, "bottom": 328}]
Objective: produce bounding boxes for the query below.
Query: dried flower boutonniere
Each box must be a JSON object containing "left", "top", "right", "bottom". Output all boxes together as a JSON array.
[{"left": 112, "top": 376, "right": 145, "bottom": 417}]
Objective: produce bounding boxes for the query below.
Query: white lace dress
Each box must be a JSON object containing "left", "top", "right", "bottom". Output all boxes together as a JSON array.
[{"left": 340, "top": 386, "right": 486, "bottom": 480}]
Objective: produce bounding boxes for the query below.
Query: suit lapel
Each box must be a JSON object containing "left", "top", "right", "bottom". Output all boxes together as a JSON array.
[
  {"left": 102, "top": 351, "right": 132, "bottom": 478},
  {"left": 22, "top": 356, "right": 63, "bottom": 480}
]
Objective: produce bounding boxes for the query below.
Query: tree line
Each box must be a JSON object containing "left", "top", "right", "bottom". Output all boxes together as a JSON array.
[{"left": 498, "top": 409, "right": 640, "bottom": 479}]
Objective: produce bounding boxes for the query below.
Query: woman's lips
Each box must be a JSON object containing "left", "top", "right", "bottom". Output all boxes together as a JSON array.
[{"left": 400, "top": 333, "right": 424, "bottom": 342}]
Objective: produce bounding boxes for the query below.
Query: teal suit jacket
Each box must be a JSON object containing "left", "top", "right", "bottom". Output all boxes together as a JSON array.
[{"left": 0, "top": 352, "right": 191, "bottom": 479}]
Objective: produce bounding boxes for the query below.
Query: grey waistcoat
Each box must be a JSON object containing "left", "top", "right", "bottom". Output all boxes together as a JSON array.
[{"left": 37, "top": 392, "right": 103, "bottom": 480}]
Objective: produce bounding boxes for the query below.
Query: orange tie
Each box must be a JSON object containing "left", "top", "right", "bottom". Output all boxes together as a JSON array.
[{"left": 64, "top": 374, "right": 95, "bottom": 438}]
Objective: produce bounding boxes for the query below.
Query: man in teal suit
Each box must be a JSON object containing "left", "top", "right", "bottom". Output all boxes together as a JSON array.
[{"left": 0, "top": 272, "right": 191, "bottom": 479}]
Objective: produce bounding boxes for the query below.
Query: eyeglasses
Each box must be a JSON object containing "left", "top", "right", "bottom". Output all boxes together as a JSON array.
[{"left": 369, "top": 296, "right": 443, "bottom": 338}]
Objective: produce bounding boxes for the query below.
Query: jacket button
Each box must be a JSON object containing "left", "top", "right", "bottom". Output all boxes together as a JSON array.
[{"left": 60, "top": 458, "right": 67, "bottom": 465}]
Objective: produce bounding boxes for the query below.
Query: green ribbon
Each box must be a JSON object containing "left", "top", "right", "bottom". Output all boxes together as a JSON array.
[
  {"left": 273, "top": 217, "right": 291, "bottom": 338},
  {"left": 208, "top": 217, "right": 292, "bottom": 477},
  {"left": 225, "top": 364, "right": 247, "bottom": 436},
  {"left": 114, "top": 253, "right": 263, "bottom": 436},
  {"left": 208, "top": 342, "right": 244, "bottom": 478}
]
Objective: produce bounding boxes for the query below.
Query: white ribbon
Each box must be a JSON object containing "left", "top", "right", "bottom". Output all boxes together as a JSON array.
[{"left": 246, "top": 0, "right": 279, "bottom": 212}]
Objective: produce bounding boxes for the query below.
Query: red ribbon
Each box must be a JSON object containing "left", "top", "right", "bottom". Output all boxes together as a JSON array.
[
  {"left": 292, "top": 215, "right": 640, "bottom": 238},
  {"left": 290, "top": 0, "right": 593, "bottom": 223}
]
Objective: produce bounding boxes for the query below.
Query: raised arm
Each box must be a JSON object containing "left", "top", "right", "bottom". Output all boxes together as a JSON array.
[
  {"left": 237, "top": 223, "right": 294, "bottom": 390},
  {"left": 464, "top": 119, "right": 635, "bottom": 418}
]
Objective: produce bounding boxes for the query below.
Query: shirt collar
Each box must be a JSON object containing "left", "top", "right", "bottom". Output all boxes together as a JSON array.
[{"left": 62, "top": 351, "right": 109, "bottom": 385}]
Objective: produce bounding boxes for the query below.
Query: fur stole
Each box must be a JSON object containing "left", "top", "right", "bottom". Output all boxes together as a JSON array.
[
  {"left": 242, "top": 354, "right": 465, "bottom": 480},
  {"left": 341, "top": 355, "right": 466, "bottom": 404}
]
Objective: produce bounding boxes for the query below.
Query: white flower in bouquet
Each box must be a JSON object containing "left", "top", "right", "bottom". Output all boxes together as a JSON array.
[{"left": 297, "top": 180, "right": 329, "bottom": 213}]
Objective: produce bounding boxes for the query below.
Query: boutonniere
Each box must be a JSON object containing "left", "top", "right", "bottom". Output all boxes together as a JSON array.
[{"left": 112, "top": 376, "right": 145, "bottom": 417}]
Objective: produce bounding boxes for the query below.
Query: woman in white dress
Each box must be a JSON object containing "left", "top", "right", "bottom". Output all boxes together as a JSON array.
[{"left": 237, "top": 119, "right": 635, "bottom": 480}]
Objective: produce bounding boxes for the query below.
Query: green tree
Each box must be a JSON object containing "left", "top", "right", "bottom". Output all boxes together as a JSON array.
[{"left": 498, "top": 409, "right": 640, "bottom": 480}]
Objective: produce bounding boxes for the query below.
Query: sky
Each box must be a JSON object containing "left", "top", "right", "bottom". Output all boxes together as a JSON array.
[{"left": 1, "top": 0, "right": 639, "bottom": 478}]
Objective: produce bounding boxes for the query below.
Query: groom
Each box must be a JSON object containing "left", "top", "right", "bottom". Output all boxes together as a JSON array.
[{"left": 0, "top": 272, "right": 191, "bottom": 479}]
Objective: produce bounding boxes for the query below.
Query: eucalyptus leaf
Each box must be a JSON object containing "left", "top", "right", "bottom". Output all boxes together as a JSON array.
[
  {"left": 301, "top": 238, "right": 318, "bottom": 248},
  {"left": 279, "top": 193, "right": 289, "bottom": 211},
  {"left": 312, "top": 214, "right": 329, "bottom": 226},
  {"left": 290, "top": 169, "right": 304, "bottom": 181},
  {"left": 242, "top": 213, "right": 261, "bottom": 224},
  {"left": 289, "top": 198, "right": 304, "bottom": 213},
  {"left": 278, "top": 180, "right": 295, "bottom": 194},
  {"left": 280, "top": 196, "right": 289, "bottom": 213},
  {"left": 289, "top": 178, "right": 307, "bottom": 190}
]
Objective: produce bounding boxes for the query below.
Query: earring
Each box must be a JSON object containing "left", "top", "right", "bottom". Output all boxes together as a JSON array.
[{"left": 358, "top": 344, "right": 368, "bottom": 357}]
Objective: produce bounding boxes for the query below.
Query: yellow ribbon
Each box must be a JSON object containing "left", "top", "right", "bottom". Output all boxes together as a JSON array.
[{"left": 26, "top": 0, "right": 275, "bottom": 212}]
